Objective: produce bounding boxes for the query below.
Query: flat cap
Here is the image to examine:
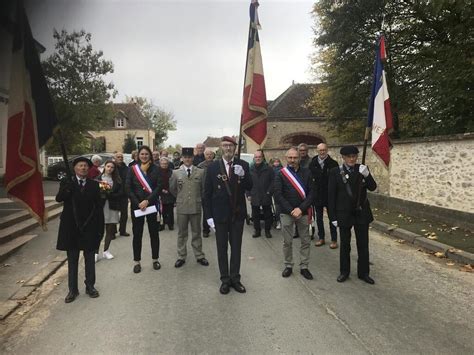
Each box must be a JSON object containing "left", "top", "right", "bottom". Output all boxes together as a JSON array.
[
  {"left": 181, "top": 147, "right": 194, "bottom": 157},
  {"left": 222, "top": 136, "right": 237, "bottom": 145},
  {"left": 72, "top": 156, "right": 93, "bottom": 167},
  {"left": 340, "top": 145, "right": 359, "bottom": 155}
]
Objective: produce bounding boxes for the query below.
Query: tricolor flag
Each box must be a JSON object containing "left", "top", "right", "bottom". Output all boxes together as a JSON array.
[
  {"left": 3, "top": 3, "right": 58, "bottom": 228},
  {"left": 241, "top": 0, "right": 267, "bottom": 147},
  {"left": 367, "top": 35, "right": 393, "bottom": 168}
]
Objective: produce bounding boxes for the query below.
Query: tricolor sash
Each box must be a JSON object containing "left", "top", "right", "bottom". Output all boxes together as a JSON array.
[
  {"left": 132, "top": 164, "right": 153, "bottom": 194},
  {"left": 281, "top": 167, "right": 313, "bottom": 222}
]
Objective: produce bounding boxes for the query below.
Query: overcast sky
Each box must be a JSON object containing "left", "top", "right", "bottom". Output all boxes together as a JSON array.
[{"left": 26, "top": 0, "right": 316, "bottom": 147}]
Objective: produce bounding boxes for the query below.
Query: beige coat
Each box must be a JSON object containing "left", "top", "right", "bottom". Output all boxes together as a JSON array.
[{"left": 170, "top": 166, "right": 205, "bottom": 215}]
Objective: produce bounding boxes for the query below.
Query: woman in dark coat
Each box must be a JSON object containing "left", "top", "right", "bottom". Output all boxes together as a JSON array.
[
  {"left": 56, "top": 157, "right": 104, "bottom": 303},
  {"left": 126, "top": 145, "right": 162, "bottom": 273},
  {"left": 157, "top": 157, "right": 176, "bottom": 231}
]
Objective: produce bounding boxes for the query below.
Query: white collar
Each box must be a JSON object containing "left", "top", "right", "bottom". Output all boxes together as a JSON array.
[
  {"left": 76, "top": 175, "right": 86, "bottom": 181},
  {"left": 223, "top": 157, "right": 234, "bottom": 165},
  {"left": 182, "top": 165, "right": 193, "bottom": 172}
]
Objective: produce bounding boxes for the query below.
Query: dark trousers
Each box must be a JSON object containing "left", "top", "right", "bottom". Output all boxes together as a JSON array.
[
  {"left": 251, "top": 205, "right": 273, "bottom": 232},
  {"left": 203, "top": 214, "right": 210, "bottom": 233},
  {"left": 119, "top": 198, "right": 128, "bottom": 234},
  {"left": 131, "top": 210, "right": 160, "bottom": 261},
  {"left": 315, "top": 205, "right": 337, "bottom": 241},
  {"left": 162, "top": 203, "right": 174, "bottom": 228},
  {"left": 215, "top": 220, "right": 244, "bottom": 284},
  {"left": 67, "top": 249, "right": 95, "bottom": 292},
  {"left": 339, "top": 224, "right": 370, "bottom": 277}
]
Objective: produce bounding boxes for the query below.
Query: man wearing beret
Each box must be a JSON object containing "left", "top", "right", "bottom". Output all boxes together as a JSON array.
[
  {"left": 203, "top": 136, "right": 252, "bottom": 294},
  {"left": 328, "top": 145, "right": 377, "bottom": 284},
  {"left": 56, "top": 157, "right": 104, "bottom": 303},
  {"left": 169, "top": 147, "right": 209, "bottom": 268}
]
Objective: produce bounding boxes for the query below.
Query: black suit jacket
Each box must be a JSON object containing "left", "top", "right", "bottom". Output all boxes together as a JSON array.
[
  {"left": 309, "top": 154, "right": 339, "bottom": 207},
  {"left": 203, "top": 158, "right": 252, "bottom": 223},
  {"left": 56, "top": 177, "right": 104, "bottom": 251},
  {"left": 125, "top": 163, "right": 162, "bottom": 209},
  {"left": 274, "top": 166, "right": 314, "bottom": 215},
  {"left": 327, "top": 164, "right": 377, "bottom": 227}
]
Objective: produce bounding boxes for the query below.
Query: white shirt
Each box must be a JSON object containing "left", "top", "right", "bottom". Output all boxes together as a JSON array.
[
  {"left": 76, "top": 175, "right": 86, "bottom": 186},
  {"left": 222, "top": 158, "right": 233, "bottom": 176},
  {"left": 181, "top": 164, "right": 193, "bottom": 176}
]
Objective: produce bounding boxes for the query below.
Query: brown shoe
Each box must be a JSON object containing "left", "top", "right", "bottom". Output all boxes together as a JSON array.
[
  {"left": 315, "top": 240, "right": 325, "bottom": 247},
  {"left": 329, "top": 241, "right": 338, "bottom": 249}
]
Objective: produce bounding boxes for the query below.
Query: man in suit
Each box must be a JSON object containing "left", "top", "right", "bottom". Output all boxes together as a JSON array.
[
  {"left": 298, "top": 143, "right": 312, "bottom": 169},
  {"left": 328, "top": 145, "right": 377, "bottom": 284},
  {"left": 114, "top": 152, "right": 130, "bottom": 237},
  {"left": 197, "top": 148, "right": 216, "bottom": 238},
  {"left": 56, "top": 157, "right": 104, "bottom": 303},
  {"left": 203, "top": 136, "right": 252, "bottom": 294},
  {"left": 170, "top": 147, "right": 209, "bottom": 268},
  {"left": 193, "top": 143, "right": 206, "bottom": 166},
  {"left": 274, "top": 147, "right": 315, "bottom": 280},
  {"left": 309, "top": 143, "right": 339, "bottom": 248}
]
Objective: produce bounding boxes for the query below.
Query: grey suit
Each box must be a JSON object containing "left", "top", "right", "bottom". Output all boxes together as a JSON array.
[{"left": 170, "top": 166, "right": 206, "bottom": 260}]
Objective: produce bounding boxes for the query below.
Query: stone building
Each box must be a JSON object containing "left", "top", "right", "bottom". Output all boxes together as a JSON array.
[{"left": 89, "top": 103, "right": 156, "bottom": 153}]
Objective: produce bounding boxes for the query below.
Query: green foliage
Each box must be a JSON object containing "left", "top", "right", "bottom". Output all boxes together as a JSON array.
[
  {"left": 43, "top": 29, "right": 117, "bottom": 154},
  {"left": 122, "top": 133, "right": 137, "bottom": 154},
  {"left": 125, "top": 96, "right": 177, "bottom": 148},
  {"left": 310, "top": 0, "right": 474, "bottom": 139}
]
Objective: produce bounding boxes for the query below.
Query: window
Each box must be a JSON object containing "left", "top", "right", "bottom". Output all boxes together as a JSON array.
[
  {"left": 136, "top": 137, "right": 143, "bottom": 148},
  {"left": 116, "top": 117, "right": 125, "bottom": 128}
]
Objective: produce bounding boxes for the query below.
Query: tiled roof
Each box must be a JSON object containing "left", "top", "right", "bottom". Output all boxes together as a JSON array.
[
  {"left": 268, "top": 83, "right": 322, "bottom": 119},
  {"left": 104, "top": 103, "right": 150, "bottom": 130},
  {"left": 202, "top": 135, "right": 239, "bottom": 147}
]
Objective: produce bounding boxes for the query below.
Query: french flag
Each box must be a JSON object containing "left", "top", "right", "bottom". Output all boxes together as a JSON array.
[
  {"left": 3, "top": 3, "right": 58, "bottom": 228},
  {"left": 241, "top": 0, "right": 267, "bottom": 147},
  {"left": 367, "top": 35, "right": 393, "bottom": 168}
]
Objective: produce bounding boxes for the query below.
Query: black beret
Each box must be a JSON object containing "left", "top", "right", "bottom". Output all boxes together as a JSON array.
[
  {"left": 222, "top": 136, "right": 237, "bottom": 145},
  {"left": 181, "top": 147, "right": 194, "bottom": 157},
  {"left": 340, "top": 145, "right": 359, "bottom": 155},
  {"left": 72, "top": 156, "right": 93, "bottom": 167}
]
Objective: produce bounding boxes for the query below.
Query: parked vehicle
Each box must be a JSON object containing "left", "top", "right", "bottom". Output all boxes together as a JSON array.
[{"left": 47, "top": 153, "right": 114, "bottom": 180}]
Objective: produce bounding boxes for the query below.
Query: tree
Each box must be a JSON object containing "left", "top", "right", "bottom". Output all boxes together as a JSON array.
[
  {"left": 122, "top": 133, "right": 137, "bottom": 153},
  {"left": 43, "top": 29, "right": 117, "bottom": 154},
  {"left": 310, "top": 0, "right": 474, "bottom": 139},
  {"left": 126, "top": 96, "right": 176, "bottom": 148}
]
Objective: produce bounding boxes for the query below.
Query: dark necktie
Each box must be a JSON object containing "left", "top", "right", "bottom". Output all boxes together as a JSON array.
[
  {"left": 187, "top": 168, "right": 191, "bottom": 178},
  {"left": 79, "top": 179, "right": 85, "bottom": 192},
  {"left": 228, "top": 161, "right": 233, "bottom": 177}
]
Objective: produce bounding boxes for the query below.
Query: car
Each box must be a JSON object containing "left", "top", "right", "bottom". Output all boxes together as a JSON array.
[{"left": 47, "top": 153, "right": 114, "bottom": 180}]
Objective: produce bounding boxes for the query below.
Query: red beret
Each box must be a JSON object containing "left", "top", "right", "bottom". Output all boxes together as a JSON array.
[{"left": 222, "top": 136, "right": 237, "bottom": 145}]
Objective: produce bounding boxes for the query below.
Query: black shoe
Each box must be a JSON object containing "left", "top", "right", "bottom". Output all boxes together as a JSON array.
[
  {"left": 197, "top": 258, "right": 209, "bottom": 266},
  {"left": 219, "top": 283, "right": 230, "bottom": 295},
  {"left": 65, "top": 290, "right": 79, "bottom": 303},
  {"left": 203, "top": 231, "right": 210, "bottom": 238},
  {"left": 133, "top": 264, "right": 141, "bottom": 273},
  {"left": 153, "top": 261, "right": 161, "bottom": 270},
  {"left": 120, "top": 232, "right": 130, "bottom": 237},
  {"left": 168, "top": 225, "right": 174, "bottom": 231},
  {"left": 337, "top": 274, "right": 349, "bottom": 283},
  {"left": 293, "top": 234, "right": 299, "bottom": 239},
  {"left": 300, "top": 269, "right": 313, "bottom": 280},
  {"left": 358, "top": 274, "right": 375, "bottom": 284},
  {"left": 282, "top": 267, "right": 293, "bottom": 278},
  {"left": 252, "top": 230, "right": 261, "bottom": 238},
  {"left": 159, "top": 225, "right": 165, "bottom": 231},
  {"left": 85, "top": 287, "right": 99, "bottom": 298},
  {"left": 175, "top": 259, "right": 186, "bottom": 268},
  {"left": 231, "top": 281, "right": 246, "bottom": 293},
  {"left": 265, "top": 231, "right": 272, "bottom": 238}
]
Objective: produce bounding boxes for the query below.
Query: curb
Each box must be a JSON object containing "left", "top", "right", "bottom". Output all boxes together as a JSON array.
[
  {"left": 0, "top": 255, "right": 67, "bottom": 320},
  {"left": 371, "top": 220, "right": 474, "bottom": 265}
]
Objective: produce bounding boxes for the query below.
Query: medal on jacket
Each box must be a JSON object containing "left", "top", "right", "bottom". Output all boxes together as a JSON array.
[{"left": 217, "top": 174, "right": 228, "bottom": 181}]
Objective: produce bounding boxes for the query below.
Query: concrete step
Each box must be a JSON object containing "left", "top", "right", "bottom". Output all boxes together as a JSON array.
[
  {"left": 0, "top": 201, "right": 62, "bottom": 230},
  {"left": 0, "top": 207, "right": 62, "bottom": 244},
  {"left": 0, "top": 234, "right": 38, "bottom": 260}
]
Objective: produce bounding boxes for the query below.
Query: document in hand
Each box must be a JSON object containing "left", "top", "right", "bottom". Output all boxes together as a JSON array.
[{"left": 133, "top": 205, "right": 157, "bottom": 217}]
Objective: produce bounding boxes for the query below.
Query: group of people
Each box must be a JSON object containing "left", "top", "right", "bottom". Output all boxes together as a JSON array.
[{"left": 56, "top": 137, "right": 377, "bottom": 303}]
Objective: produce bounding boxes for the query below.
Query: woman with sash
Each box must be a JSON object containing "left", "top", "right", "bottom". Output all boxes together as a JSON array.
[{"left": 126, "top": 146, "right": 162, "bottom": 273}]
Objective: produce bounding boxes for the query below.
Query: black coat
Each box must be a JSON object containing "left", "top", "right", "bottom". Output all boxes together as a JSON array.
[
  {"left": 248, "top": 163, "right": 274, "bottom": 206},
  {"left": 203, "top": 158, "right": 252, "bottom": 223},
  {"left": 274, "top": 166, "right": 314, "bottom": 215},
  {"left": 158, "top": 166, "right": 176, "bottom": 205},
  {"left": 56, "top": 177, "right": 104, "bottom": 251},
  {"left": 193, "top": 154, "right": 205, "bottom": 167},
  {"left": 309, "top": 154, "right": 339, "bottom": 207},
  {"left": 125, "top": 163, "right": 162, "bottom": 209},
  {"left": 98, "top": 174, "right": 124, "bottom": 211},
  {"left": 327, "top": 164, "right": 377, "bottom": 227}
]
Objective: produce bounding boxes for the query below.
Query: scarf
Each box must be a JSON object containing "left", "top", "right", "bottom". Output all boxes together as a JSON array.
[{"left": 140, "top": 161, "right": 152, "bottom": 175}]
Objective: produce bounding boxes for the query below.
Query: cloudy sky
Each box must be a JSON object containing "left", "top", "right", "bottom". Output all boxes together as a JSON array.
[{"left": 26, "top": 0, "right": 316, "bottom": 147}]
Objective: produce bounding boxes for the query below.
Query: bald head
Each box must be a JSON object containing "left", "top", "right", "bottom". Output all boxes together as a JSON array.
[
  {"left": 285, "top": 147, "right": 299, "bottom": 168},
  {"left": 316, "top": 143, "right": 328, "bottom": 159}
]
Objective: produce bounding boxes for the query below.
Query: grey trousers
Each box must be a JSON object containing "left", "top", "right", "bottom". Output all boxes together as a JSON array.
[
  {"left": 281, "top": 214, "right": 310, "bottom": 269},
  {"left": 177, "top": 213, "right": 205, "bottom": 260}
]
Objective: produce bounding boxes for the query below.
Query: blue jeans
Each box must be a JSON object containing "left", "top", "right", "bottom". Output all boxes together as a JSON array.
[{"left": 315, "top": 205, "right": 337, "bottom": 241}]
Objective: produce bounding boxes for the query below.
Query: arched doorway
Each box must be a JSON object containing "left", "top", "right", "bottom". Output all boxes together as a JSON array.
[{"left": 280, "top": 132, "right": 325, "bottom": 147}]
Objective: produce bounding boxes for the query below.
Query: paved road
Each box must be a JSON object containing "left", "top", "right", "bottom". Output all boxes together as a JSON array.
[{"left": 1, "top": 218, "right": 473, "bottom": 354}]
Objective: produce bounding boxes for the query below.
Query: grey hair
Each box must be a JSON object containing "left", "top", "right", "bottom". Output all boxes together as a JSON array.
[{"left": 91, "top": 155, "right": 102, "bottom": 163}]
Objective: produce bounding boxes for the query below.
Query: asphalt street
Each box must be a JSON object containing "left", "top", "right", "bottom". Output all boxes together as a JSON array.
[{"left": 1, "top": 216, "right": 473, "bottom": 354}]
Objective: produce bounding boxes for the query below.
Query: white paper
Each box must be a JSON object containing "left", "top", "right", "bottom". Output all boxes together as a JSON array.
[{"left": 133, "top": 205, "right": 157, "bottom": 217}]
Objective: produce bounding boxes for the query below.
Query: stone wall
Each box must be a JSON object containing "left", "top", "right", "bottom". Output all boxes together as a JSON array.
[
  {"left": 261, "top": 133, "right": 474, "bottom": 214},
  {"left": 89, "top": 129, "right": 155, "bottom": 153}
]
